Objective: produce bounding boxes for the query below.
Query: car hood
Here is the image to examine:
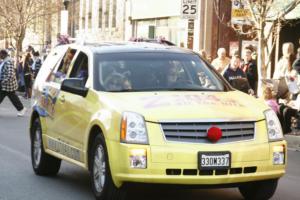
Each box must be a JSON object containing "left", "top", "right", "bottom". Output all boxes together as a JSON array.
[{"left": 98, "top": 91, "right": 268, "bottom": 122}]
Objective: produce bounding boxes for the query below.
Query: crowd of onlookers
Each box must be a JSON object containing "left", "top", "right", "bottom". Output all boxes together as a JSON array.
[
  {"left": 16, "top": 46, "right": 43, "bottom": 99},
  {"left": 0, "top": 45, "right": 43, "bottom": 117},
  {"left": 200, "top": 41, "right": 300, "bottom": 134}
]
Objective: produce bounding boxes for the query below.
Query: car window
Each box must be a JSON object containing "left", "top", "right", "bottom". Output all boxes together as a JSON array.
[
  {"left": 94, "top": 53, "right": 227, "bottom": 92},
  {"left": 46, "top": 48, "right": 77, "bottom": 84},
  {"left": 34, "top": 46, "right": 66, "bottom": 85},
  {"left": 69, "top": 52, "right": 89, "bottom": 85}
]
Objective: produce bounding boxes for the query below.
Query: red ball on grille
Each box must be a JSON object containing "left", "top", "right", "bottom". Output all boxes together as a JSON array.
[{"left": 207, "top": 127, "right": 222, "bottom": 142}]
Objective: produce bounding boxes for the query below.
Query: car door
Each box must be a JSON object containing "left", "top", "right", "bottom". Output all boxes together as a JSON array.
[
  {"left": 43, "top": 48, "right": 78, "bottom": 142},
  {"left": 54, "top": 51, "right": 92, "bottom": 159}
]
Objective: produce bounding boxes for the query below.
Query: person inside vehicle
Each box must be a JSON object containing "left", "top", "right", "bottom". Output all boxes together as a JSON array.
[
  {"left": 104, "top": 72, "right": 132, "bottom": 91},
  {"left": 53, "top": 48, "right": 76, "bottom": 82},
  {"left": 198, "top": 71, "right": 216, "bottom": 89},
  {"left": 60, "top": 48, "right": 76, "bottom": 75},
  {"left": 165, "top": 63, "right": 179, "bottom": 87}
]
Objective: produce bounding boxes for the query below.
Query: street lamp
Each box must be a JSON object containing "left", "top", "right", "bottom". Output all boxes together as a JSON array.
[{"left": 63, "top": 0, "right": 70, "bottom": 10}]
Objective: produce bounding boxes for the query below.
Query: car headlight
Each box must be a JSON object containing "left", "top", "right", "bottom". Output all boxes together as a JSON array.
[
  {"left": 120, "top": 112, "right": 148, "bottom": 144},
  {"left": 264, "top": 109, "right": 283, "bottom": 141}
]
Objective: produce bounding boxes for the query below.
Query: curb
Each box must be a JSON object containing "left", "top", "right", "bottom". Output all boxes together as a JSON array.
[{"left": 285, "top": 134, "right": 300, "bottom": 151}]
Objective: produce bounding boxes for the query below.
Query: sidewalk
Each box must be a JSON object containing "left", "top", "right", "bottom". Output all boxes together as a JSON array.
[{"left": 285, "top": 133, "right": 300, "bottom": 151}]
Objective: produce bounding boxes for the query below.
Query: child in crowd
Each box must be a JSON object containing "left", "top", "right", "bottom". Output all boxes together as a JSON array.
[
  {"left": 263, "top": 87, "right": 280, "bottom": 113},
  {"left": 263, "top": 87, "right": 298, "bottom": 134}
]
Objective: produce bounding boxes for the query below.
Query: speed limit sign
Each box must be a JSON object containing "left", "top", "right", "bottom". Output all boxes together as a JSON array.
[{"left": 181, "top": 0, "right": 199, "bottom": 19}]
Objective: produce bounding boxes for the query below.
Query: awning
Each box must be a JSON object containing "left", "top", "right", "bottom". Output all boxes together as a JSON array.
[{"left": 266, "top": 0, "right": 300, "bottom": 20}]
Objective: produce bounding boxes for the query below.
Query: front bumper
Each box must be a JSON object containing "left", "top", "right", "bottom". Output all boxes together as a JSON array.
[{"left": 108, "top": 140, "right": 286, "bottom": 187}]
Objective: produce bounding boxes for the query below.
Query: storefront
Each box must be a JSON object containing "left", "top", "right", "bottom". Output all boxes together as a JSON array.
[{"left": 127, "top": 0, "right": 188, "bottom": 47}]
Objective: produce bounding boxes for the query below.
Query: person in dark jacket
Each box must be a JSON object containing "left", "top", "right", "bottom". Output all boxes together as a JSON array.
[
  {"left": 19, "top": 53, "right": 33, "bottom": 98},
  {"left": 0, "top": 50, "right": 26, "bottom": 116},
  {"left": 223, "top": 55, "right": 254, "bottom": 95},
  {"left": 32, "top": 51, "right": 42, "bottom": 79},
  {"left": 241, "top": 48, "right": 258, "bottom": 94}
]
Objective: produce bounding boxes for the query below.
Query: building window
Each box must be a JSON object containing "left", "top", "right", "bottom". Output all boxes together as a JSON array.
[
  {"left": 112, "top": 0, "right": 116, "bottom": 27},
  {"left": 105, "top": 0, "right": 109, "bottom": 28},
  {"left": 156, "top": 18, "right": 168, "bottom": 27},
  {"left": 99, "top": 0, "right": 103, "bottom": 28}
]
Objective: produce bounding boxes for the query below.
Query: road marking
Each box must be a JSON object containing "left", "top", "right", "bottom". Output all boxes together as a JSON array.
[{"left": 0, "top": 143, "right": 30, "bottom": 161}]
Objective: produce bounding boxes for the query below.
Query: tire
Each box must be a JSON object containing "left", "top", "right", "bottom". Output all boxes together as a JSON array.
[
  {"left": 90, "top": 134, "right": 126, "bottom": 200},
  {"left": 31, "top": 118, "right": 61, "bottom": 176},
  {"left": 238, "top": 179, "right": 278, "bottom": 200}
]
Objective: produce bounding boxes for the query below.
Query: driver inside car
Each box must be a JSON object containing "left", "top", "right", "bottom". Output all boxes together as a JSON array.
[{"left": 104, "top": 73, "right": 132, "bottom": 91}]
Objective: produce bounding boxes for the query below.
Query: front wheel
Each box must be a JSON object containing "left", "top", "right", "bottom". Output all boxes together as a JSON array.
[
  {"left": 31, "top": 118, "right": 61, "bottom": 176},
  {"left": 239, "top": 179, "right": 278, "bottom": 200},
  {"left": 90, "top": 134, "right": 126, "bottom": 200}
]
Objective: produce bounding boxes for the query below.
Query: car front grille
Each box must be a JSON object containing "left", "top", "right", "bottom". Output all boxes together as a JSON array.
[
  {"left": 160, "top": 121, "right": 255, "bottom": 144},
  {"left": 166, "top": 167, "right": 257, "bottom": 176}
]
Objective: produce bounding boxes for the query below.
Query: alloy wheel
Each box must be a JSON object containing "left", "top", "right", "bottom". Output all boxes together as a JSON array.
[
  {"left": 33, "top": 127, "right": 42, "bottom": 167},
  {"left": 93, "top": 145, "right": 106, "bottom": 193}
]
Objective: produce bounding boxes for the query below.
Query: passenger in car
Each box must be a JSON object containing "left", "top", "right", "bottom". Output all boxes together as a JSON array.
[
  {"left": 166, "top": 64, "right": 178, "bottom": 86},
  {"left": 60, "top": 48, "right": 76, "bottom": 74},
  {"left": 76, "top": 64, "right": 88, "bottom": 81}
]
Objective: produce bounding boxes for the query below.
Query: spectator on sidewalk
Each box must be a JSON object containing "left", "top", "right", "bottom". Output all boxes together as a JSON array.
[
  {"left": 241, "top": 48, "right": 258, "bottom": 94},
  {"left": 273, "top": 42, "right": 296, "bottom": 79},
  {"left": 19, "top": 53, "right": 33, "bottom": 99},
  {"left": 31, "top": 51, "right": 42, "bottom": 79},
  {"left": 0, "top": 49, "right": 26, "bottom": 116},
  {"left": 223, "top": 55, "right": 254, "bottom": 95},
  {"left": 211, "top": 48, "right": 231, "bottom": 74},
  {"left": 199, "top": 49, "right": 209, "bottom": 62},
  {"left": 263, "top": 86, "right": 298, "bottom": 134}
]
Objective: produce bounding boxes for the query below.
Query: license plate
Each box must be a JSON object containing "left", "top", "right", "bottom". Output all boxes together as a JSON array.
[{"left": 198, "top": 152, "right": 231, "bottom": 170}]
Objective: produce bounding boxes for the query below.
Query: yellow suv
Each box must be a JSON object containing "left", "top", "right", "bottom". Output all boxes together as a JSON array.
[{"left": 30, "top": 42, "right": 286, "bottom": 200}]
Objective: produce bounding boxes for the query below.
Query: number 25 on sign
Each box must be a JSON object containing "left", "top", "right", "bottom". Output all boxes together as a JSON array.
[{"left": 181, "top": 0, "right": 198, "bottom": 19}]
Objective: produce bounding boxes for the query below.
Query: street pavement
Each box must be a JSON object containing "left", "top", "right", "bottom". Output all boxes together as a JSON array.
[{"left": 0, "top": 97, "right": 300, "bottom": 200}]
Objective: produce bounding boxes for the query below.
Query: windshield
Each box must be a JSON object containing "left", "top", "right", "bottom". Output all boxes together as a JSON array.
[{"left": 94, "top": 52, "right": 227, "bottom": 92}]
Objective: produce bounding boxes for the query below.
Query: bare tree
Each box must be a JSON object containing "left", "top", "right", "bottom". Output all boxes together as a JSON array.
[
  {"left": 214, "top": 0, "right": 300, "bottom": 95},
  {"left": 0, "top": 0, "right": 58, "bottom": 62}
]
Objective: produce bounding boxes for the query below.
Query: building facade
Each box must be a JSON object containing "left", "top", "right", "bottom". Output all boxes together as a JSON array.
[
  {"left": 76, "top": 0, "right": 125, "bottom": 42},
  {"left": 125, "top": 0, "right": 236, "bottom": 59}
]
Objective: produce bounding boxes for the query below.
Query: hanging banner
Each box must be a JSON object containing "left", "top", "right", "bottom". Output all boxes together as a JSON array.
[{"left": 231, "top": 0, "right": 252, "bottom": 25}]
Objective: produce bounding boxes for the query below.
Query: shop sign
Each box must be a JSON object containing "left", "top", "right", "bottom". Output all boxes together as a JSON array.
[
  {"left": 231, "top": 0, "right": 252, "bottom": 25},
  {"left": 181, "top": 0, "right": 199, "bottom": 19}
]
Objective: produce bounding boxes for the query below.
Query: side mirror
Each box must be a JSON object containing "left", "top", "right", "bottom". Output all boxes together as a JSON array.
[{"left": 61, "top": 78, "right": 88, "bottom": 97}]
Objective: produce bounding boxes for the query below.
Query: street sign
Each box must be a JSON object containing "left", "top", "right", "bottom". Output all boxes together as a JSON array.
[{"left": 181, "top": 0, "right": 199, "bottom": 19}]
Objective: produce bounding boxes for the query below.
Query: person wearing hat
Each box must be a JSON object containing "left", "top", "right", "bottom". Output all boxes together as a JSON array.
[{"left": 0, "top": 49, "right": 26, "bottom": 116}]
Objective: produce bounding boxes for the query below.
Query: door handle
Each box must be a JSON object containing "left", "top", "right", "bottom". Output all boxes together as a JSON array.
[{"left": 59, "top": 95, "right": 65, "bottom": 103}]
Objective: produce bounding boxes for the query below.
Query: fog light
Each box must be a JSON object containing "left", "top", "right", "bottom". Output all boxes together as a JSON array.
[
  {"left": 129, "top": 149, "right": 147, "bottom": 169},
  {"left": 273, "top": 152, "right": 285, "bottom": 165},
  {"left": 273, "top": 145, "right": 285, "bottom": 165}
]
